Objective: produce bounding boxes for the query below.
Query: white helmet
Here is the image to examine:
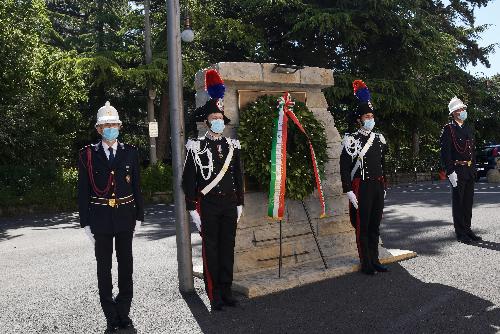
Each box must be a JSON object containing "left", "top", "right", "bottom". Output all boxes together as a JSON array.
[
  {"left": 95, "top": 101, "right": 122, "bottom": 126},
  {"left": 448, "top": 96, "right": 467, "bottom": 114}
]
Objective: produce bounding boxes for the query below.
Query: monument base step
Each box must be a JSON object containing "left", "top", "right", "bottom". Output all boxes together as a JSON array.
[{"left": 193, "top": 248, "right": 416, "bottom": 298}]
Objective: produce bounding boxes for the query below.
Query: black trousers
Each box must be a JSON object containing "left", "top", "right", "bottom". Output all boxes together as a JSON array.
[
  {"left": 349, "top": 178, "right": 385, "bottom": 270},
  {"left": 200, "top": 195, "right": 238, "bottom": 302},
  {"left": 452, "top": 169, "right": 475, "bottom": 237},
  {"left": 94, "top": 232, "right": 134, "bottom": 325}
]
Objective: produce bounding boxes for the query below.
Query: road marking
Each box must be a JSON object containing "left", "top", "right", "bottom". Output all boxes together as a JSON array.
[{"left": 390, "top": 191, "right": 500, "bottom": 194}]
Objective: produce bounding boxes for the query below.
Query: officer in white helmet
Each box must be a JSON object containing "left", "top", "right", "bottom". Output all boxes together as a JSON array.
[
  {"left": 78, "top": 101, "right": 144, "bottom": 332},
  {"left": 440, "top": 96, "right": 481, "bottom": 244}
]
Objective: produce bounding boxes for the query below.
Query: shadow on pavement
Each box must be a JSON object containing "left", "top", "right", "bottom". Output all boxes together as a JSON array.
[
  {"left": 0, "top": 204, "right": 182, "bottom": 243},
  {"left": 183, "top": 264, "right": 500, "bottom": 334},
  {"left": 381, "top": 208, "right": 454, "bottom": 256},
  {"left": 471, "top": 239, "right": 500, "bottom": 252},
  {"left": 0, "top": 211, "right": 80, "bottom": 242},
  {"left": 137, "top": 204, "right": 201, "bottom": 241}
]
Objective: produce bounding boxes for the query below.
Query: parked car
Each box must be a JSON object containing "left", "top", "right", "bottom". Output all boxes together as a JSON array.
[{"left": 476, "top": 144, "right": 500, "bottom": 180}]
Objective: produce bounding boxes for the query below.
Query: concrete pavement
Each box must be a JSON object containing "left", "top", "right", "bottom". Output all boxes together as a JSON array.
[{"left": 0, "top": 180, "right": 499, "bottom": 333}]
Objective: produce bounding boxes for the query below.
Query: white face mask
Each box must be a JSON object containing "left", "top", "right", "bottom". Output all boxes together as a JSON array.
[
  {"left": 209, "top": 119, "right": 225, "bottom": 134},
  {"left": 363, "top": 119, "right": 375, "bottom": 131}
]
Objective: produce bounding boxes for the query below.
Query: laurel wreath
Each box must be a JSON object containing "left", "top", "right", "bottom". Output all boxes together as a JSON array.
[{"left": 237, "top": 95, "right": 328, "bottom": 200}]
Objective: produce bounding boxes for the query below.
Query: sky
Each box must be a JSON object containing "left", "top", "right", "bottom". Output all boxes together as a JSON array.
[{"left": 462, "top": 1, "right": 500, "bottom": 77}]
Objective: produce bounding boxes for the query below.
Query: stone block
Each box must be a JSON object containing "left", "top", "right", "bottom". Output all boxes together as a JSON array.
[
  {"left": 215, "top": 62, "right": 263, "bottom": 84},
  {"left": 487, "top": 169, "right": 500, "bottom": 183},
  {"left": 261, "top": 63, "right": 301, "bottom": 84},
  {"left": 306, "top": 91, "right": 329, "bottom": 109},
  {"left": 300, "top": 67, "right": 334, "bottom": 87}
]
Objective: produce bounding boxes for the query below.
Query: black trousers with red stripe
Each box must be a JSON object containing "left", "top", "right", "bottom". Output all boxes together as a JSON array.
[
  {"left": 200, "top": 195, "right": 238, "bottom": 301},
  {"left": 349, "top": 178, "right": 385, "bottom": 270}
]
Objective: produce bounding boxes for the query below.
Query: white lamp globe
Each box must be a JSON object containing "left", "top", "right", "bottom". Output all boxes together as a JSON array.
[{"left": 181, "top": 28, "right": 194, "bottom": 43}]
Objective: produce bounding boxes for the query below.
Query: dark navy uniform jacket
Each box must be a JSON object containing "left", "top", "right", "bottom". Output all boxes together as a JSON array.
[
  {"left": 78, "top": 141, "right": 144, "bottom": 234},
  {"left": 440, "top": 120, "right": 476, "bottom": 178},
  {"left": 340, "top": 131, "right": 387, "bottom": 193},
  {"left": 182, "top": 136, "right": 244, "bottom": 211}
]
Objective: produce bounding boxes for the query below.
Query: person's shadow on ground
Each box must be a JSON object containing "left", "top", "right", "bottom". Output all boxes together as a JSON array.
[
  {"left": 472, "top": 239, "right": 500, "bottom": 252},
  {"left": 182, "top": 264, "right": 500, "bottom": 334}
]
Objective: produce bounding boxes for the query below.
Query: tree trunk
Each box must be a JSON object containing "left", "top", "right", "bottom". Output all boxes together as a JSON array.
[
  {"left": 157, "top": 92, "right": 171, "bottom": 162},
  {"left": 144, "top": 0, "right": 157, "bottom": 164},
  {"left": 412, "top": 129, "right": 420, "bottom": 158},
  {"left": 95, "top": 0, "right": 104, "bottom": 52}
]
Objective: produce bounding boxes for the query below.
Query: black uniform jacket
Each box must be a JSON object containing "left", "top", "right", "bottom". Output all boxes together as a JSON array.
[
  {"left": 339, "top": 130, "right": 387, "bottom": 193},
  {"left": 78, "top": 141, "right": 144, "bottom": 234},
  {"left": 182, "top": 136, "right": 244, "bottom": 211},
  {"left": 440, "top": 120, "right": 475, "bottom": 178}
]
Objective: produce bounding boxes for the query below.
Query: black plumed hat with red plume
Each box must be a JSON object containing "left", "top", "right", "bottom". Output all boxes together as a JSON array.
[{"left": 193, "top": 69, "right": 230, "bottom": 124}]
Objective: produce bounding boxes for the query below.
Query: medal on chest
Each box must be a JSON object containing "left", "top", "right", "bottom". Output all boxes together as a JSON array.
[{"left": 217, "top": 144, "right": 223, "bottom": 159}]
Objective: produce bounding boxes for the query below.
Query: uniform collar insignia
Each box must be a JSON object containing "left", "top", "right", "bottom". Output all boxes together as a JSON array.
[
  {"left": 357, "top": 128, "right": 371, "bottom": 137},
  {"left": 205, "top": 131, "right": 224, "bottom": 141}
]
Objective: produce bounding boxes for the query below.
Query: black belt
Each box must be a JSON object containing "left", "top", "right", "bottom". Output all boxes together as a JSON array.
[
  {"left": 203, "top": 191, "right": 236, "bottom": 198},
  {"left": 90, "top": 195, "right": 134, "bottom": 208}
]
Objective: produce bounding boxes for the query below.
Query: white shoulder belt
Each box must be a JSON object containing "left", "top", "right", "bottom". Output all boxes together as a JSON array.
[{"left": 200, "top": 137, "right": 234, "bottom": 195}]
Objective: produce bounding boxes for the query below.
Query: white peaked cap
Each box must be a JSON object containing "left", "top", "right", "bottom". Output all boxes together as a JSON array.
[
  {"left": 448, "top": 96, "right": 467, "bottom": 114},
  {"left": 96, "top": 101, "right": 122, "bottom": 126}
]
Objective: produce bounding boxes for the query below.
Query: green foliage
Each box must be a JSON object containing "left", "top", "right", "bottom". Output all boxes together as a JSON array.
[
  {"left": 0, "top": 163, "right": 173, "bottom": 216},
  {"left": 238, "top": 95, "right": 328, "bottom": 200},
  {"left": 0, "top": 165, "right": 78, "bottom": 213},
  {"left": 140, "top": 162, "right": 173, "bottom": 197}
]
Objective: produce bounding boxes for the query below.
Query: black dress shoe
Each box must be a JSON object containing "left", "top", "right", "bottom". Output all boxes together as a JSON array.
[
  {"left": 457, "top": 235, "right": 472, "bottom": 244},
  {"left": 373, "top": 263, "right": 389, "bottom": 272},
  {"left": 361, "top": 265, "right": 376, "bottom": 275},
  {"left": 467, "top": 232, "right": 482, "bottom": 241},
  {"left": 119, "top": 319, "right": 136, "bottom": 332},
  {"left": 221, "top": 294, "right": 238, "bottom": 307},
  {"left": 210, "top": 299, "right": 224, "bottom": 311},
  {"left": 104, "top": 324, "right": 119, "bottom": 333}
]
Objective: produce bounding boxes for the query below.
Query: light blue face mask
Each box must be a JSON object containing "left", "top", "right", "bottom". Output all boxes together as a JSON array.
[
  {"left": 458, "top": 110, "right": 467, "bottom": 121},
  {"left": 363, "top": 119, "right": 375, "bottom": 131},
  {"left": 210, "top": 119, "right": 225, "bottom": 134},
  {"left": 102, "top": 127, "right": 119, "bottom": 141}
]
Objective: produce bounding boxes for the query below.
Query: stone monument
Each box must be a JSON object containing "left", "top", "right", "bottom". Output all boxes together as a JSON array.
[
  {"left": 486, "top": 157, "right": 500, "bottom": 183},
  {"left": 193, "top": 62, "right": 416, "bottom": 298}
]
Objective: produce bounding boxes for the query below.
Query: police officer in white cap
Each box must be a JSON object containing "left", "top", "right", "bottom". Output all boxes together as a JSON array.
[
  {"left": 78, "top": 101, "right": 144, "bottom": 333},
  {"left": 440, "top": 96, "right": 481, "bottom": 244}
]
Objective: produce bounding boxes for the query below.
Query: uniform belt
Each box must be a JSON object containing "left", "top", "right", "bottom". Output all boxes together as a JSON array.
[
  {"left": 454, "top": 160, "right": 472, "bottom": 167},
  {"left": 203, "top": 191, "right": 236, "bottom": 198},
  {"left": 90, "top": 195, "right": 134, "bottom": 207}
]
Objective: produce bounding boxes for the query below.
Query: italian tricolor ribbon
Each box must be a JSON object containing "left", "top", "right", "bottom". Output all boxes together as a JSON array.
[{"left": 268, "top": 93, "right": 326, "bottom": 220}]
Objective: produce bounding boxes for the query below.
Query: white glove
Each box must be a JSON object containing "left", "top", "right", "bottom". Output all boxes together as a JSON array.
[
  {"left": 346, "top": 191, "right": 358, "bottom": 209},
  {"left": 448, "top": 171, "right": 458, "bottom": 188},
  {"left": 134, "top": 220, "right": 142, "bottom": 237},
  {"left": 237, "top": 205, "right": 243, "bottom": 223},
  {"left": 189, "top": 210, "right": 202, "bottom": 232},
  {"left": 384, "top": 190, "right": 387, "bottom": 199},
  {"left": 84, "top": 226, "right": 95, "bottom": 245}
]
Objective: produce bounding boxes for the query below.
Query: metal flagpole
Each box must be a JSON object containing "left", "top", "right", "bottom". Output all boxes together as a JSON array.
[
  {"left": 278, "top": 219, "right": 283, "bottom": 278},
  {"left": 167, "top": 0, "right": 194, "bottom": 292}
]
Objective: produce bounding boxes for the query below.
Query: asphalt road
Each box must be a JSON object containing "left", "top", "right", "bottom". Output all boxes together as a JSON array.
[{"left": 0, "top": 180, "right": 499, "bottom": 333}]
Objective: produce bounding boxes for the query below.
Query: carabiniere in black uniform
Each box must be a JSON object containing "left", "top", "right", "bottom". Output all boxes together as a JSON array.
[
  {"left": 78, "top": 139, "right": 144, "bottom": 329},
  {"left": 340, "top": 127, "right": 387, "bottom": 273},
  {"left": 340, "top": 79, "right": 388, "bottom": 275},
  {"left": 182, "top": 69, "right": 244, "bottom": 310},
  {"left": 182, "top": 131, "right": 244, "bottom": 307},
  {"left": 440, "top": 119, "right": 477, "bottom": 241}
]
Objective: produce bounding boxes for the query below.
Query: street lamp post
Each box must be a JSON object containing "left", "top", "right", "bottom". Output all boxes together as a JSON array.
[{"left": 166, "top": 0, "right": 194, "bottom": 293}]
